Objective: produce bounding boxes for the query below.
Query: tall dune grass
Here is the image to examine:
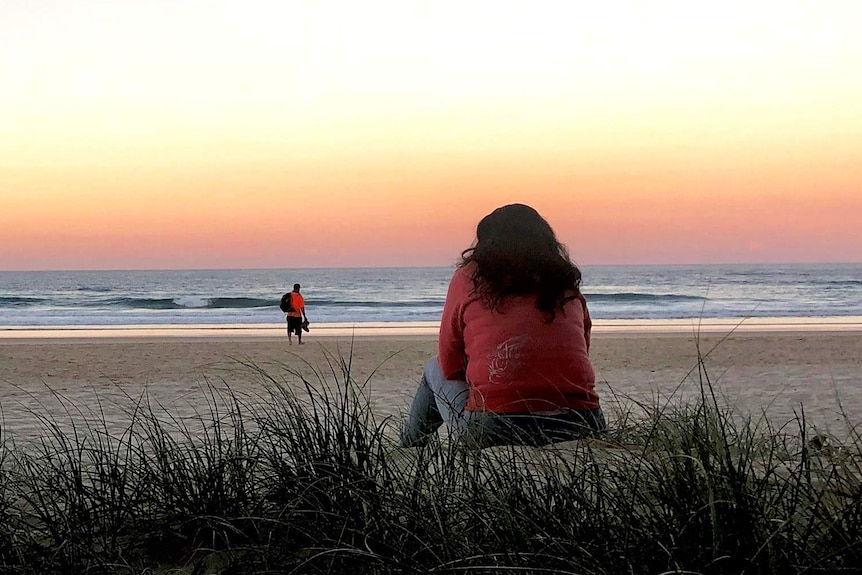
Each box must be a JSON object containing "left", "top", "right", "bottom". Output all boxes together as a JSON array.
[{"left": 0, "top": 347, "right": 860, "bottom": 574}]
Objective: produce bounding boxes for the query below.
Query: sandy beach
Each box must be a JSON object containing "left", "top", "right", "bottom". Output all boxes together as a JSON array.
[{"left": 2, "top": 329, "right": 861, "bottom": 443}]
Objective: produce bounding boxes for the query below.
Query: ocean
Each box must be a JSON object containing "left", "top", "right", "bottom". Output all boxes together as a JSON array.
[{"left": 1, "top": 263, "right": 861, "bottom": 330}]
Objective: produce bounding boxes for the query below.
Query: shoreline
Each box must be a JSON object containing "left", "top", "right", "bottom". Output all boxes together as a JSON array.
[{"left": 2, "top": 316, "right": 862, "bottom": 340}]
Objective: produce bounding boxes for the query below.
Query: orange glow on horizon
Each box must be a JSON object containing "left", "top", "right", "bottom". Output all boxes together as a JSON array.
[{"left": 2, "top": 0, "right": 862, "bottom": 270}]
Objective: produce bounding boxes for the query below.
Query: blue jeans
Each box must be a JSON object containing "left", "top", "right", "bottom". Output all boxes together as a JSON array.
[{"left": 400, "top": 357, "right": 606, "bottom": 448}]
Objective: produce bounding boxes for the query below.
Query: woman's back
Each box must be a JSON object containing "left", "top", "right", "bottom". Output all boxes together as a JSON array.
[
  {"left": 439, "top": 263, "right": 598, "bottom": 413},
  {"left": 400, "top": 203, "right": 605, "bottom": 448}
]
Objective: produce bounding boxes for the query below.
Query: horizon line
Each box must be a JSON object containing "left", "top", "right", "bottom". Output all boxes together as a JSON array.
[{"left": 2, "top": 261, "right": 862, "bottom": 274}]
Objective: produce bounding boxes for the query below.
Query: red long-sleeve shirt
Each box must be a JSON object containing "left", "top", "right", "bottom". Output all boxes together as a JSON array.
[{"left": 438, "top": 263, "right": 599, "bottom": 413}]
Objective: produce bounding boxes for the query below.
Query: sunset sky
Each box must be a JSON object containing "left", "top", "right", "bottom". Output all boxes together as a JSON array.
[{"left": 2, "top": 0, "right": 861, "bottom": 270}]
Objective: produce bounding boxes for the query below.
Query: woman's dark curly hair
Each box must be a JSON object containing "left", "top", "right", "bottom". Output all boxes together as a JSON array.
[{"left": 460, "top": 204, "right": 582, "bottom": 321}]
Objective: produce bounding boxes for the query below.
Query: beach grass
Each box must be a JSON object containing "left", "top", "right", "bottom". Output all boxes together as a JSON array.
[{"left": 0, "top": 349, "right": 861, "bottom": 574}]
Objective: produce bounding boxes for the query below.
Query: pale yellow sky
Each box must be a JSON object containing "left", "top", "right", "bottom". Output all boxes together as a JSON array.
[{"left": 2, "top": 0, "right": 861, "bottom": 269}]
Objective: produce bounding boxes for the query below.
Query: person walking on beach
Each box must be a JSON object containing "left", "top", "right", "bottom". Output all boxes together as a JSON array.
[
  {"left": 280, "top": 283, "right": 308, "bottom": 345},
  {"left": 400, "top": 203, "right": 605, "bottom": 448}
]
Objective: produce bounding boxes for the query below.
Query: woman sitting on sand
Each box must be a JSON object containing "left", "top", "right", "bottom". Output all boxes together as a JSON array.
[{"left": 401, "top": 203, "right": 605, "bottom": 448}]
